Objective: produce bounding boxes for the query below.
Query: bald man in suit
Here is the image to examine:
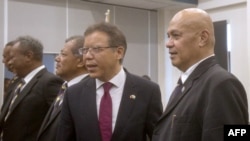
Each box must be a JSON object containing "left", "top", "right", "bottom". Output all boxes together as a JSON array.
[{"left": 152, "top": 8, "right": 248, "bottom": 141}]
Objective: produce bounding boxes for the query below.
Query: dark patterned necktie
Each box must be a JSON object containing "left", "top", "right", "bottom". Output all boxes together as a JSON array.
[
  {"left": 167, "top": 78, "right": 183, "bottom": 106},
  {"left": 50, "top": 82, "right": 67, "bottom": 118},
  {"left": 5, "top": 79, "right": 25, "bottom": 121},
  {"left": 99, "top": 82, "right": 113, "bottom": 141},
  {"left": 10, "top": 75, "right": 19, "bottom": 84}
]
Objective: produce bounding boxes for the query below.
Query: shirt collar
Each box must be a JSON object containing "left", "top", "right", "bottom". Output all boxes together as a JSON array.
[
  {"left": 23, "top": 65, "right": 45, "bottom": 84},
  {"left": 96, "top": 67, "right": 126, "bottom": 89},
  {"left": 67, "top": 73, "right": 88, "bottom": 87},
  {"left": 181, "top": 54, "right": 214, "bottom": 83}
]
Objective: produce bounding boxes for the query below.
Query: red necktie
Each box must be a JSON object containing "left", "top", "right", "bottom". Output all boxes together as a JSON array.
[{"left": 99, "top": 82, "right": 113, "bottom": 141}]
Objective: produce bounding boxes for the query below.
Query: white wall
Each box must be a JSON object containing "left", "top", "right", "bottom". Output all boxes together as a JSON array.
[
  {"left": 247, "top": 0, "right": 250, "bottom": 116},
  {"left": 8, "top": 0, "right": 67, "bottom": 53},
  {"left": 246, "top": 0, "right": 250, "bottom": 118},
  {"left": 158, "top": 0, "right": 249, "bottom": 114},
  {"left": 0, "top": 0, "right": 5, "bottom": 106}
]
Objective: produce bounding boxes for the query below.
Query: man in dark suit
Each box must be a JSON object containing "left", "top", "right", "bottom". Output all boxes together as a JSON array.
[
  {"left": 0, "top": 36, "right": 64, "bottom": 141},
  {"left": 36, "top": 35, "right": 88, "bottom": 141},
  {"left": 152, "top": 8, "right": 249, "bottom": 141},
  {"left": 1, "top": 40, "right": 19, "bottom": 103},
  {"left": 57, "top": 22, "right": 163, "bottom": 141}
]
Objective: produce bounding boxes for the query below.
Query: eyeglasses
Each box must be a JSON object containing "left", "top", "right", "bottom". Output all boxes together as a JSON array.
[{"left": 78, "top": 46, "right": 116, "bottom": 55}]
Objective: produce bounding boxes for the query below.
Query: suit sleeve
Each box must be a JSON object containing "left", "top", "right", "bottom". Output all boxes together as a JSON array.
[
  {"left": 202, "top": 78, "right": 248, "bottom": 141},
  {"left": 146, "top": 84, "right": 163, "bottom": 139}
]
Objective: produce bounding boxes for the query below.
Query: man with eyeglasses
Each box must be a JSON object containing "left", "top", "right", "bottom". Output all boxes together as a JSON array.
[{"left": 57, "top": 22, "right": 163, "bottom": 141}]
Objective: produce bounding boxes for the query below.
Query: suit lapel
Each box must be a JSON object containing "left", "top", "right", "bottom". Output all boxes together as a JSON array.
[
  {"left": 162, "top": 80, "right": 193, "bottom": 117},
  {"left": 0, "top": 78, "right": 22, "bottom": 122},
  {"left": 158, "top": 57, "right": 217, "bottom": 122},
  {"left": 82, "top": 78, "right": 101, "bottom": 138},
  {"left": 44, "top": 102, "right": 61, "bottom": 130},
  {"left": 112, "top": 73, "right": 137, "bottom": 140},
  {"left": 80, "top": 77, "right": 99, "bottom": 126},
  {"left": 9, "top": 69, "right": 46, "bottom": 116},
  {"left": 3, "top": 77, "right": 20, "bottom": 105},
  {"left": 37, "top": 102, "right": 56, "bottom": 138},
  {"left": 39, "top": 75, "right": 90, "bottom": 137},
  {"left": 0, "top": 91, "right": 15, "bottom": 122}
]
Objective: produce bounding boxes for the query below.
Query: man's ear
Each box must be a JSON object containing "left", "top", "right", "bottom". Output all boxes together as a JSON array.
[
  {"left": 199, "top": 30, "right": 209, "bottom": 47},
  {"left": 76, "top": 57, "right": 85, "bottom": 68},
  {"left": 115, "top": 46, "right": 124, "bottom": 60},
  {"left": 25, "top": 50, "right": 34, "bottom": 60}
]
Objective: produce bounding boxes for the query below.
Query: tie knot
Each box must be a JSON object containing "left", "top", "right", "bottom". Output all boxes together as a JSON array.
[
  {"left": 62, "top": 82, "right": 68, "bottom": 90},
  {"left": 14, "top": 79, "right": 25, "bottom": 94},
  {"left": 10, "top": 76, "right": 19, "bottom": 84},
  {"left": 58, "top": 82, "right": 67, "bottom": 95},
  {"left": 103, "top": 82, "right": 113, "bottom": 93},
  {"left": 18, "top": 79, "right": 25, "bottom": 87},
  {"left": 177, "top": 78, "right": 182, "bottom": 85}
]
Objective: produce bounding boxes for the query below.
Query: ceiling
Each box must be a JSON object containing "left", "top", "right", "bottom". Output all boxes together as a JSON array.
[
  {"left": 10, "top": 0, "right": 197, "bottom": 10},
  {"left": 80, "top": 0, "right": 198, "bottom": 10}
]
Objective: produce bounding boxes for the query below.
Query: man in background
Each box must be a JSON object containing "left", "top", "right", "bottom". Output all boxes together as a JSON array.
[
  {"left": 37, "top": 35, "right": 88, "bottom": 141},
  {"left": 2, "top": 40, "right": 18, "bottom": 101},
  {"left": 57, "top": 22, "right": 163, "bottom": 141},
  {"left": 0, "top": 35, "right": 63, "bottom": 141},
  {"left": 2, "top": 40, "right": 15, "bottom": 72},
  {"left": 152, "top": 8, "right": 248, "bottom": 141}
]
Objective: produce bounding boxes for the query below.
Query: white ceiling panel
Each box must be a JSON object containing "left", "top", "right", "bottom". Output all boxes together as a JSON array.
[{"left": 80, "top": 0, "right": 196, "bottom": 10}]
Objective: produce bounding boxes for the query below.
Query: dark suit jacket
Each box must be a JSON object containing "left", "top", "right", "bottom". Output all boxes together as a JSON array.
[
  {"left": 36, "top": 76, "right": 89, "bottom": 141},
  {"left": 0, "top": 68, "right": 64, "bottom": 141},
  {"left": 57, "top": 70, "right": 163, "bottom": 141},
  {"left": 152, "top": 57, "right": 249, "bottom": 141},
  {"left": 1, "top": 76, "right": 21, "bottom": 110}
]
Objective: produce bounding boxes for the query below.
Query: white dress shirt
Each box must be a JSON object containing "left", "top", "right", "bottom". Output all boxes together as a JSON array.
[
  {"left": 180, "top": 54, "right": 215, "bottom": 84},
  {"left": 96, "top": 67, "right": 126, "bottom": 132}
]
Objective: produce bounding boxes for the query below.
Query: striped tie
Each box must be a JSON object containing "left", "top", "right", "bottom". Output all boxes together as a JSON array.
[
  {"left": 5, "top": 79, "right": 25, "bottom": 121},
  {"left": 50, "top": 82, "right": 68, "bottom": 118}
]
